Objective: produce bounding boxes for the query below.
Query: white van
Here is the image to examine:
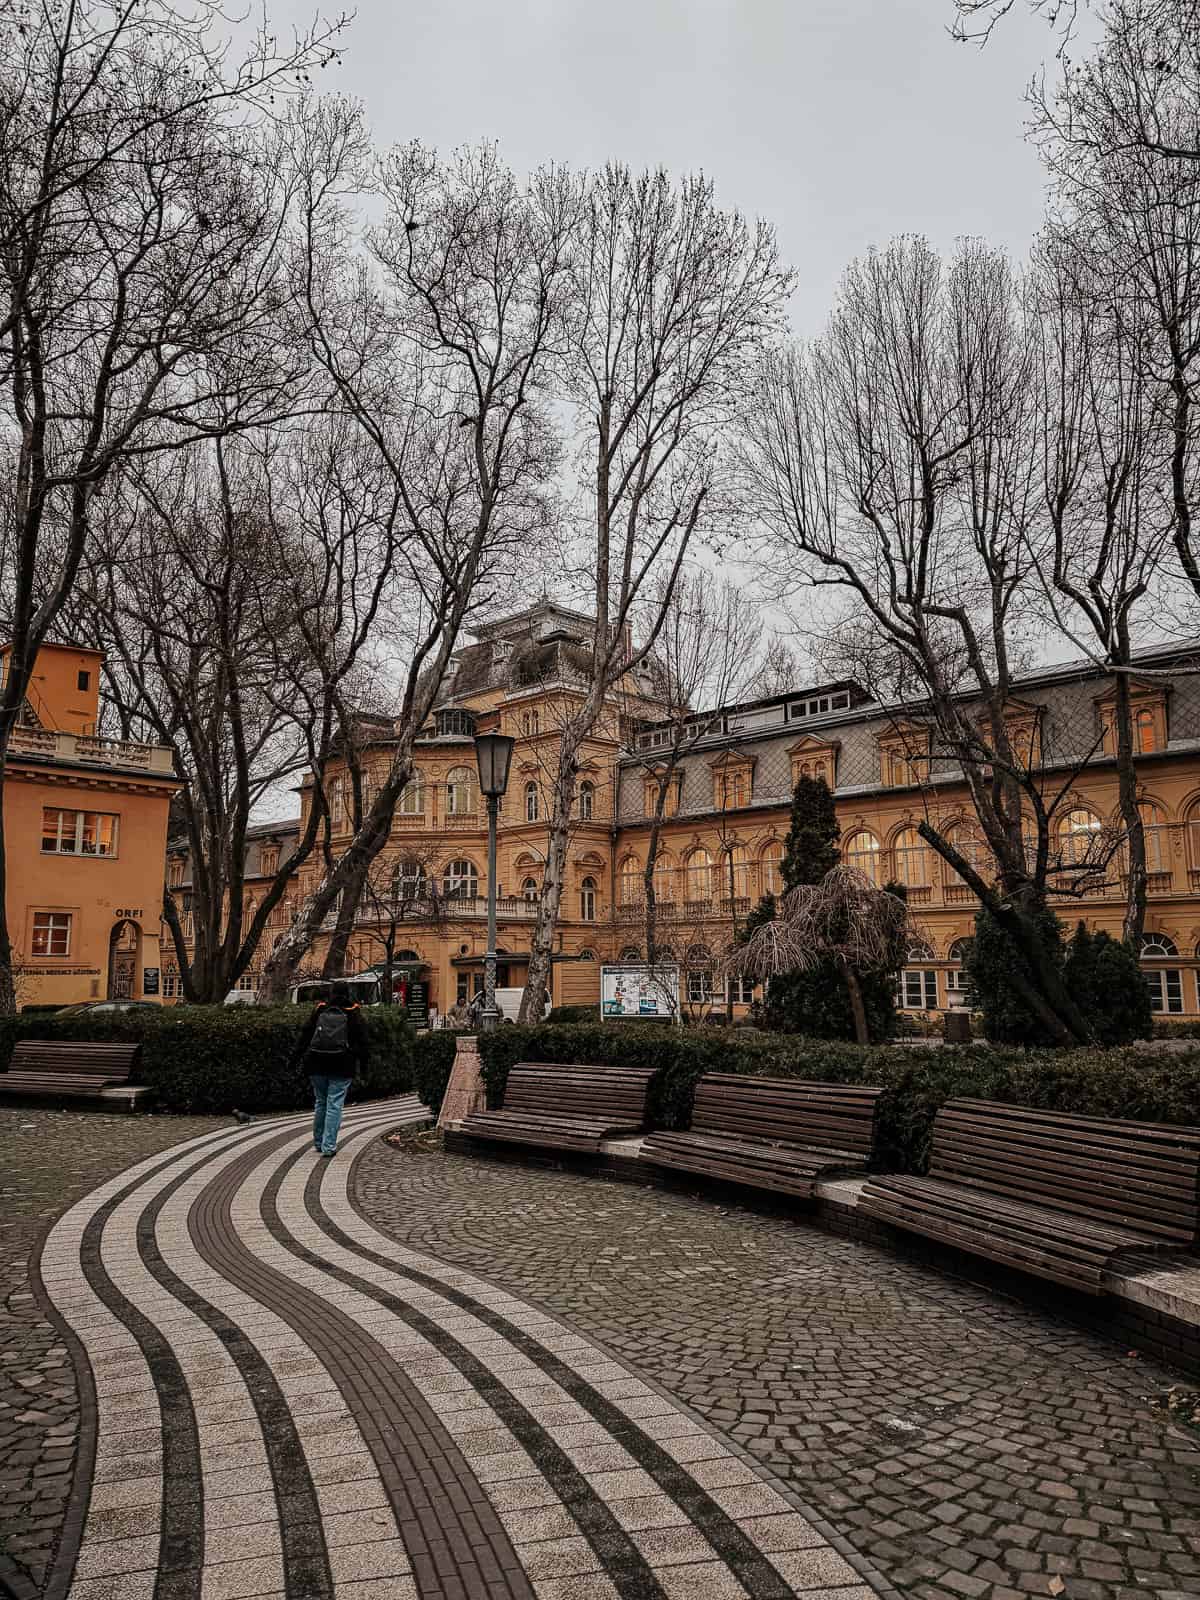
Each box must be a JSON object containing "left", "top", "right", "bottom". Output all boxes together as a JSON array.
[{"left": 494, "top": 986, "right": 550, "bottom": 1022}]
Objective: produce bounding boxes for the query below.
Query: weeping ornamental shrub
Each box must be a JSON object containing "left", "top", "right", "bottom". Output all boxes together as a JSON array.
[
  {"left": 966, "top": 910, "right": 1151, "bottom": 1048},
  {"left": 740, "top": 774, "right": 899, "bottom": 1043}
]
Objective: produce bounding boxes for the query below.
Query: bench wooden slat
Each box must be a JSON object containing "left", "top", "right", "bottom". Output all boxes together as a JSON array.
[
  {"left": 640, "top": 1073, "right": 883, "bottom": 1198},
  {"left": 860, "top": 1098, "right": 1200, "bottom": 1296},
  {"left": 1, "top": 1039, "right": 141, "bottom": 1101},
  {"left": 459, "top": 1063, "right": 656, "bottom": 1154}
]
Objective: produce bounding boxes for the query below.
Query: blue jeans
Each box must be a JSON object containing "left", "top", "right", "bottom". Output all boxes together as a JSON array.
[{"left": 311, "top": 1074, "right": 352, "bottom": 1154}]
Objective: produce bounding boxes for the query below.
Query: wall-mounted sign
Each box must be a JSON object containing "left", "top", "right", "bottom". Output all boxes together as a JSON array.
[
  {"left": 143, "top": 967, "right": 160, "bottom": 996},
  {"left": 114, "top": 908, "right": 143, "bottom": 921},
  {"left": 600, "top": 964, "right": 679, "bottom": 1021}
]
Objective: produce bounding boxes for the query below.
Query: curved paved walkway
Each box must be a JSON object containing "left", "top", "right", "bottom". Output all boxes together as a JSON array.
[{"left": 32, "top": 1098, "right": 887, "bottom": 1600}]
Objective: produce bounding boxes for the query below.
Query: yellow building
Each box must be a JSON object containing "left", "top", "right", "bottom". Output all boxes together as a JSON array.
[
  {"left": 3, "top": 642, "right": 178, "bottom": 1006},
  {"left": 163, "top": 607, "right": 1200, "bottom": 1022}
]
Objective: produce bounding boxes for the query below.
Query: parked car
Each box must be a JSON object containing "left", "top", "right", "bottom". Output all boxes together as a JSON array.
[{"left": 54, "top": 1000, "right": 160, "bottom": 1017}]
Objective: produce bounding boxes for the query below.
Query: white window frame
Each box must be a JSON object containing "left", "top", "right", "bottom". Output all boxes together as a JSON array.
[
  {"left": 525, "top": 782, "right": 539, "bottom": 823},
  {"left": 899, "top": 968, "right": 938, "bottom": 1010},
  {"left": 1146, "top": 968, "right": 1183, "bottom": 1014},
  {"left": 41, "top": 807, "right": 119, "bottom": 858},
  {"left": 32, "top": 911, "right": 72, "bottom": 958},
  {"left": 580, "top": 877, "right": 596, "bottom": 922},
  {"left": 578, "top": 781, "right": 594, "bottom": 821}
]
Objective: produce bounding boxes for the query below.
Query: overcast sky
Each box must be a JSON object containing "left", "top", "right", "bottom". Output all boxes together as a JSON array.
[{"left": 277, "top": 0, "right": 1071, "bottom": 334}]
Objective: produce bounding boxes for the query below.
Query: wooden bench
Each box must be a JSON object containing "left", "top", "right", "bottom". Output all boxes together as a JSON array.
[
  {"left": 859, "top": 1098, "right": 1200, "bottom": 1295},
  {"left": 458, "top": 1062, "right": 657, "bottom": 1153},
  {"left": 639, "top": 1073, "right": 883, "bottom": 1198},
  {"left": 0, "top": 1041, "right": 147, "bottom": 1110}
]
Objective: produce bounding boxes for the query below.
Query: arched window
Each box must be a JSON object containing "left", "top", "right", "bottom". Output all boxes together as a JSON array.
[
  {"left": 686, "top": 944, "right": 715, "bottom": 1006},
  {"left": 578, "top": 948, "right": 597, "bottom": 961},
  {"left": 685, "top": 848, "right": 713, "bottom": 904},
  {"left": 760, "top": 841, "right": 784, "bottom": 897},
  {"left": 1141, "top": 933, "right": 1182, "bottom": 1014},
  {"left": 398, "top": 771, "right": 424, "bottom": 816},
  {"left": 521, "top": 876, "right": 539, "bottom": 903},
  {"left": 436, "top": 708, "right": 476, "bottom": 738},
  {"left": 892, "top": 827, "right": 931, "bottom": 889},
  {"left": 1139, "top": 802, "right": 1170, "bottom": 876},
  {"left": 1135, "top": 707, "right": 1158, "bottom": 754},
  {"left": 898, "top": 942, "right": 938, "bottom": 1011},
  {"left": 945, "top": 822, "right": 987, "bottom": 879},
  {"left": 1058, "top": 808, "right": 1102, "bottom": 868},
  {"left": 524, "top": 781, "right": 539, "bottom": 822},
  {"left": 721, "top": 844, "right": 750, "bottom": 902},
  {"left": 946, "top": 935, "right": 972, "bottom": 1002},
  {"left": 653, "top": 855, "right": 676, "bottom": 906},
  {"left": 393, "top": 859, "right": 427, "bottom": 902},
  {"left": 619, "top": 946, "right": 641, "bottom": 961},
  {"left": 521, "top": 709, "right": 540, "bottom": 737},
  {"left": 446, "top": 765, "right": 477, "bottom": 816},
  {"left": 618, "top": 856, "right": 643, "bottom": 905},
  {"left": 844, "top": 830, "right": 881, "bottom": 884},
  {"left": 443, "top": 859, "right": 479, "bottom": 900},
  {"left": 578, "top": 781, "right": 594, "bottom": 821},
  {"left": 580, "top": 876, "right": 597, "bottom": 921}
]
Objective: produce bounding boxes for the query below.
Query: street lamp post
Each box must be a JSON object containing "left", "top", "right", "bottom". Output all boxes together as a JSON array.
[{"left": 473, "top": 731, "right": 515, "bottom": 1032}]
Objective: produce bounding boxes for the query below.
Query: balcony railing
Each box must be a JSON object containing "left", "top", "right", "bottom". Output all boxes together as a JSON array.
[{"left": 10, "top": 725, "right": 174, "bottom": 775}]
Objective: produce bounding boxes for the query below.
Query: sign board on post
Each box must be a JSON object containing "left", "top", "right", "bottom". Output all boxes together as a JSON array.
[
  {"left": 600, "top": 963, "right": 679, "bottom": 1022},
  {"left": 142, "top": 967, "right": 160, "bottom": 996}
]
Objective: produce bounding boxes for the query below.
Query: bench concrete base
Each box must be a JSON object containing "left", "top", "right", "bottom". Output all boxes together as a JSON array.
[{"left": 443, "top": 1125, "right": 1200, "bottom": 1381}]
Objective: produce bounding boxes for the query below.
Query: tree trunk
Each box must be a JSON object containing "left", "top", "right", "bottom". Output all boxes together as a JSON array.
[
  {"left": 258, "top": 796, "right": 401, "bottom": 1003},
  {"left": 322, "top": 854, "right": 370, "bottom": 980},
  {"left": 0, "top": 775, "right": 16, "bottom": 1016},
  {"left": 841, "top": 962, "right": 870, "bottom": 1046},
  {"left": 520, "top": 740, "right": 582, "bottom": 1022},
  {"left": 1111, "top": 670, "right": 1148, "bottom": 947}
]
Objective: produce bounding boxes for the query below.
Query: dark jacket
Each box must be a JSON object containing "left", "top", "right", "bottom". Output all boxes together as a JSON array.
[{"left": 293, "top": 1001, "right": 369, "bottom": 1077}]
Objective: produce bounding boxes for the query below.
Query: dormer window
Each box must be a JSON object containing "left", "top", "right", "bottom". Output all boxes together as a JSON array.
[
  {"left": 436, "top": 708, "right": 476, "bottom": 738},
  {"left": 1096, "top": 680, "right": 1167, "bottom": 759}
]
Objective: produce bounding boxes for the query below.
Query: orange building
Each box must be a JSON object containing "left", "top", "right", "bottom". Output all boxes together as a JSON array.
[{"left": 3, "top": 642, "right": 178, "bottom": 1007}]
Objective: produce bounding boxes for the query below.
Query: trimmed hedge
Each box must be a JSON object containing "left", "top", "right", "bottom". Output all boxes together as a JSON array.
[
  {"left": 0, "top": 1006, "right": 416, "bottom": 1116},
  {"left": 472, "top": 1023, "right": 1200, "bottom": 1174},
  {"left": 412, "top": 1029, "right": 462, "bottom": 1116}
]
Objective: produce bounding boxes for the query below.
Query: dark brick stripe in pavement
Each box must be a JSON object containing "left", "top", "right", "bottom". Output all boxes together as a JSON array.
[
  {"left": 289, "top": 1149, "right": 675, "bottom": 1600},
  {"left": 199, "top": 1131, "right": 534, "bottom": 1600},
  {"left": 316, "top": 1150, "right": 811, "bottom": 1600},
  {"left": 152, "top": 1128, "right": 333, "bottom": 1600}
]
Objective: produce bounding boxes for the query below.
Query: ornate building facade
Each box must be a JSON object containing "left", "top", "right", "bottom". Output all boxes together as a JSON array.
[{"left": 162, "top": 605, "right": 1200, "bottom": 1021}]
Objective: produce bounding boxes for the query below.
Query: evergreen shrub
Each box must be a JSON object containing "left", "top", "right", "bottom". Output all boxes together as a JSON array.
[
  {"left": 473, "top": 1022, "right": 1200, "bottom": 1174},
  {"left": 1063, "top": 923, "right": 1153, "bottom": 1046},
  {"left": 412, "top": 1029, "right": 461, "bottom": 1115},
  {"left": 0, "top": 1005, "right": 416, "bottom": 1115}
]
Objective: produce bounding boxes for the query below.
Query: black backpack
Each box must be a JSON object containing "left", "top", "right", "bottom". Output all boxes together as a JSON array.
[{"left": 309, "top": 1005, "right": 350, "bottom": 1055}]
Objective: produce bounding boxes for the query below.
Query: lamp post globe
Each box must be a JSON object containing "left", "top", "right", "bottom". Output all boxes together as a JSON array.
[{"left": 473, "top": 733, "right": 514, "bottom": 1031}]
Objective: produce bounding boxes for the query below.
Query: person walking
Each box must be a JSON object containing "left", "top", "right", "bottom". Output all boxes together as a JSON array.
[{"left": 291, "top": 981, "right": 369, "bottom": 1157}]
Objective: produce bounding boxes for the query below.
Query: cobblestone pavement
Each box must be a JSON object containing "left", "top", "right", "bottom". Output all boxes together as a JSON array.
[
  {"left": 354, "top": 1143, "right": 1200, "bottom": 1600},
  {"left": 8, "top": 1098, "right": 889, "bottom": 1600},
  {"left": 0, "top": 1107, "right": 223, "bottom": 1599}
]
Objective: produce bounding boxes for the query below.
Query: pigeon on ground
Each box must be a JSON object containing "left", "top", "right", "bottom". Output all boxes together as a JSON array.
[{"left": 231, "top": 1109, "right": 253, "bottom": 1125}]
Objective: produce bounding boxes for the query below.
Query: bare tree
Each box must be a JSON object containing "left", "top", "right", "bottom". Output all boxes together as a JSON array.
[
  {"left": 517, "top": 165, "right": 791, "bottom": 1020},
  {"left": 77, "top": 409, "right": 410, "bottom": 1002},
  {"left": 1031, "top": 4, "right": 1200, "bottom": 623},
  {"left": 0, "top": 0, "right": 346, "bottom": 1010},
  {"left": 1032, "top": 237, "right": 1175, "bottom": 943},
  {"left": 348, "top": 844, "right": 447, "bottom": 1003},
  {"left": 743, "top": 237, "right": 1105, "bottom": 1045},
  {"left": 621, "top": 570, "right": 762, "bottom": 969},
  {"left": 255, "top": 129, "right": 574, "bottom": 1000}
]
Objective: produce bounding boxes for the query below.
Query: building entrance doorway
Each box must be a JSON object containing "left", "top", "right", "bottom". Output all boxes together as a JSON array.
[{"left": 107, "top": 919, "right": 141, "bottom": 1000}]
